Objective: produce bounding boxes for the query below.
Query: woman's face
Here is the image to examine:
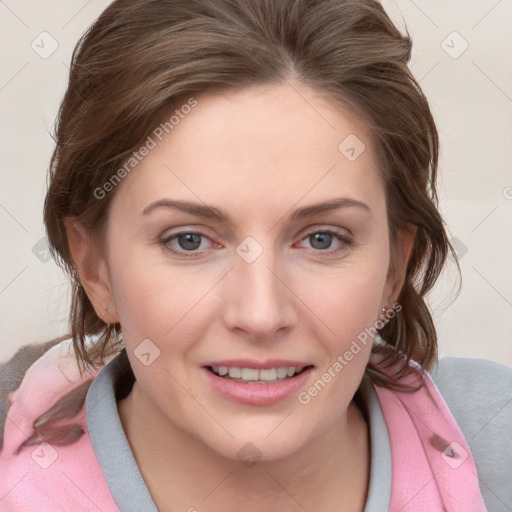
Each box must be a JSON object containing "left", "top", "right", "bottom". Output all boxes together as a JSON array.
[{"left": 84, "top": 82, "right": 405, "bottom": 461}]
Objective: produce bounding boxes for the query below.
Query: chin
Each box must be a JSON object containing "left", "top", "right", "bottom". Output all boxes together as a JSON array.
[{"left": 200, "top": 427, "right": 311, "bottom": 465}]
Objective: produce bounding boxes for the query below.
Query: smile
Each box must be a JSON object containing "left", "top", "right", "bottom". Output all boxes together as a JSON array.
[
  {"left": 207, "top": 365, "right": 311, "bottom": 383},
  {"left": 202, "top": 364, "right": 315, "bottom": 405}
]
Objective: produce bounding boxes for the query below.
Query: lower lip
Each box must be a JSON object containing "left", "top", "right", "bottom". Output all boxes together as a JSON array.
[{"left": 201, "top": 367, "right": 314, "bottom": 405}]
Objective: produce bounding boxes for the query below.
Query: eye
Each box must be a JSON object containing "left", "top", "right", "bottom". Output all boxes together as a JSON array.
[
  {"left": 160, "top": 228, "right": 352, "bottom": 259},
  {"left": 297, "top": 229, "right": 352, "bottom": 255},
  {"left": 160, "top": 231, "right": 214, "bottom": 257}
]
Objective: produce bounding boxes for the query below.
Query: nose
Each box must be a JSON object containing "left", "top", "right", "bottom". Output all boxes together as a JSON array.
[{"left": 221, "top": 246, "right": 298, "bottom": 341}]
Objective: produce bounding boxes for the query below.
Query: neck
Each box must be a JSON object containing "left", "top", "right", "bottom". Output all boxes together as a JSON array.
[{"left": 118, "top": 382, "right": 369, "bottom": 512}]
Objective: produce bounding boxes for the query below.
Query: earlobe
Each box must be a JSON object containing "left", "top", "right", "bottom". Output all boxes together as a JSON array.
[{"left": 63, "top": 217, "right": 119, "bottom": 323}]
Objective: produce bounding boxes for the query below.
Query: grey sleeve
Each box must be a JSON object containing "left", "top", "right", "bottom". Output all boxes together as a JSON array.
[{"left": 430, "top": 356, "right": 512, "bottom": 512}]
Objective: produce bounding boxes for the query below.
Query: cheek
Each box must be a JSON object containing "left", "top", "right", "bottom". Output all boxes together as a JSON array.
[
  {"left": 108, "top": 248, "right": 228, "bottom": 364},
  {"left": 295, "top": 270, "right": 386, "bottom": 415},
  {"left": 299, "top": 264, "right": 387, "bottom": 345},
  {"left": 107, "top": 252, "right": 194, "bottom": 341}
]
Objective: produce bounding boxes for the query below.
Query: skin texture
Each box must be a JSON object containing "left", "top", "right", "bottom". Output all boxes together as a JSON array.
[{"left": 66, "top": 82, "right": 414, "bottom": 511}]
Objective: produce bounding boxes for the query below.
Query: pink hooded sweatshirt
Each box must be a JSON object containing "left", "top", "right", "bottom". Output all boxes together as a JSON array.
[{"left": 0, "top": 339, "right": 486, "bottom": 511}]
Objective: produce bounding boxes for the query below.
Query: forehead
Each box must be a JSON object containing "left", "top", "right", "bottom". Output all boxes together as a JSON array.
[{"left": 110, "top": 82, "right": 383, "bottom": 219}]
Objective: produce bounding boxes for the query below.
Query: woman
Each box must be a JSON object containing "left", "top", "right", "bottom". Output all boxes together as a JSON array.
[{"left": 0, "top": 0, "right": 510, "bottom": 510}]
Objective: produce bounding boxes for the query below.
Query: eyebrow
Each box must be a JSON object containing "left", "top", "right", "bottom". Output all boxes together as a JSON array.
[{"left": 141, "top": 197, "right": 371, "bottom": 225}]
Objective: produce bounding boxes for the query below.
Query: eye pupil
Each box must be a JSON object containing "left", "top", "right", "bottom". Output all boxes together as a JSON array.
[
  {"left": 310, "top": 232, "right": 332, "bottom": 250},
  {"left": 178, "top": 233, "right": 202, "bottom": 250}
]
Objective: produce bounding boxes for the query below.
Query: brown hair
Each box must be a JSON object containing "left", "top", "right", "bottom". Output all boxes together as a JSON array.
[{"left": 43, "top": 0, "right": 457, "bottom": 390}]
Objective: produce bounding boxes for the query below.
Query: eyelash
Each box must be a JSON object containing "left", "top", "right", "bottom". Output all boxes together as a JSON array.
[{"left": 160, "top": 229, "right": 353, "bottom": 258}]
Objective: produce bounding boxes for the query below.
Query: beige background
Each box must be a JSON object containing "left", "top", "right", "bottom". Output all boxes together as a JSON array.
[{"left": 0, "top": 1, "right": 511, "bottom": 366}]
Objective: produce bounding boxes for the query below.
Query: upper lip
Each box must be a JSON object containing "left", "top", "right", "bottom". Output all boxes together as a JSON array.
[{"left": 202, "top": 359, "right": 314, "bottom": 370}]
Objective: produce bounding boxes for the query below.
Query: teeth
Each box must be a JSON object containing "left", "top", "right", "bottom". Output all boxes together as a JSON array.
[
  {"left": 210, "top": 365, "right": 304, "bottom": 382},
  {"left": 240, "top": 368, "right": 259, "bottom": 380},
  {"left": 229, "top": 367, "right": 241, "bottom": 378},
  {"left": 276, "top": 367, "right": 289, "bottom": 379},
  {"left": 259, "top": 368, "right": 277, "bottom": 381}
]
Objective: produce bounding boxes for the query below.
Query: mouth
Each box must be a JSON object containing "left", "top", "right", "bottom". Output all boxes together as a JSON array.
[
  {"left": 205, "top": 364, "right": 314, "bottom": 384},
  {"left": 201, "top": 359, "right": 315, "bottom": 405}
]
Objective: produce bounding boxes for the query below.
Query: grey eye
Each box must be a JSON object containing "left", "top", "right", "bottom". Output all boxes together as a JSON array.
[
  {"left": 309, "top": 232, "right": 333, "bottom": 250},
  {"left": 176, "top": 233, "right": 203, "bottom": 251}
]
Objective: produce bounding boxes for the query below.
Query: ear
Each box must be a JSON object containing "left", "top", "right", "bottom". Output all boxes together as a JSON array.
[
  {"left": 64, "top": 217, "right": 119, "bottom": 324},
  {"left": 384, "top": 223, "right": 416, "bottom": 305}
]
